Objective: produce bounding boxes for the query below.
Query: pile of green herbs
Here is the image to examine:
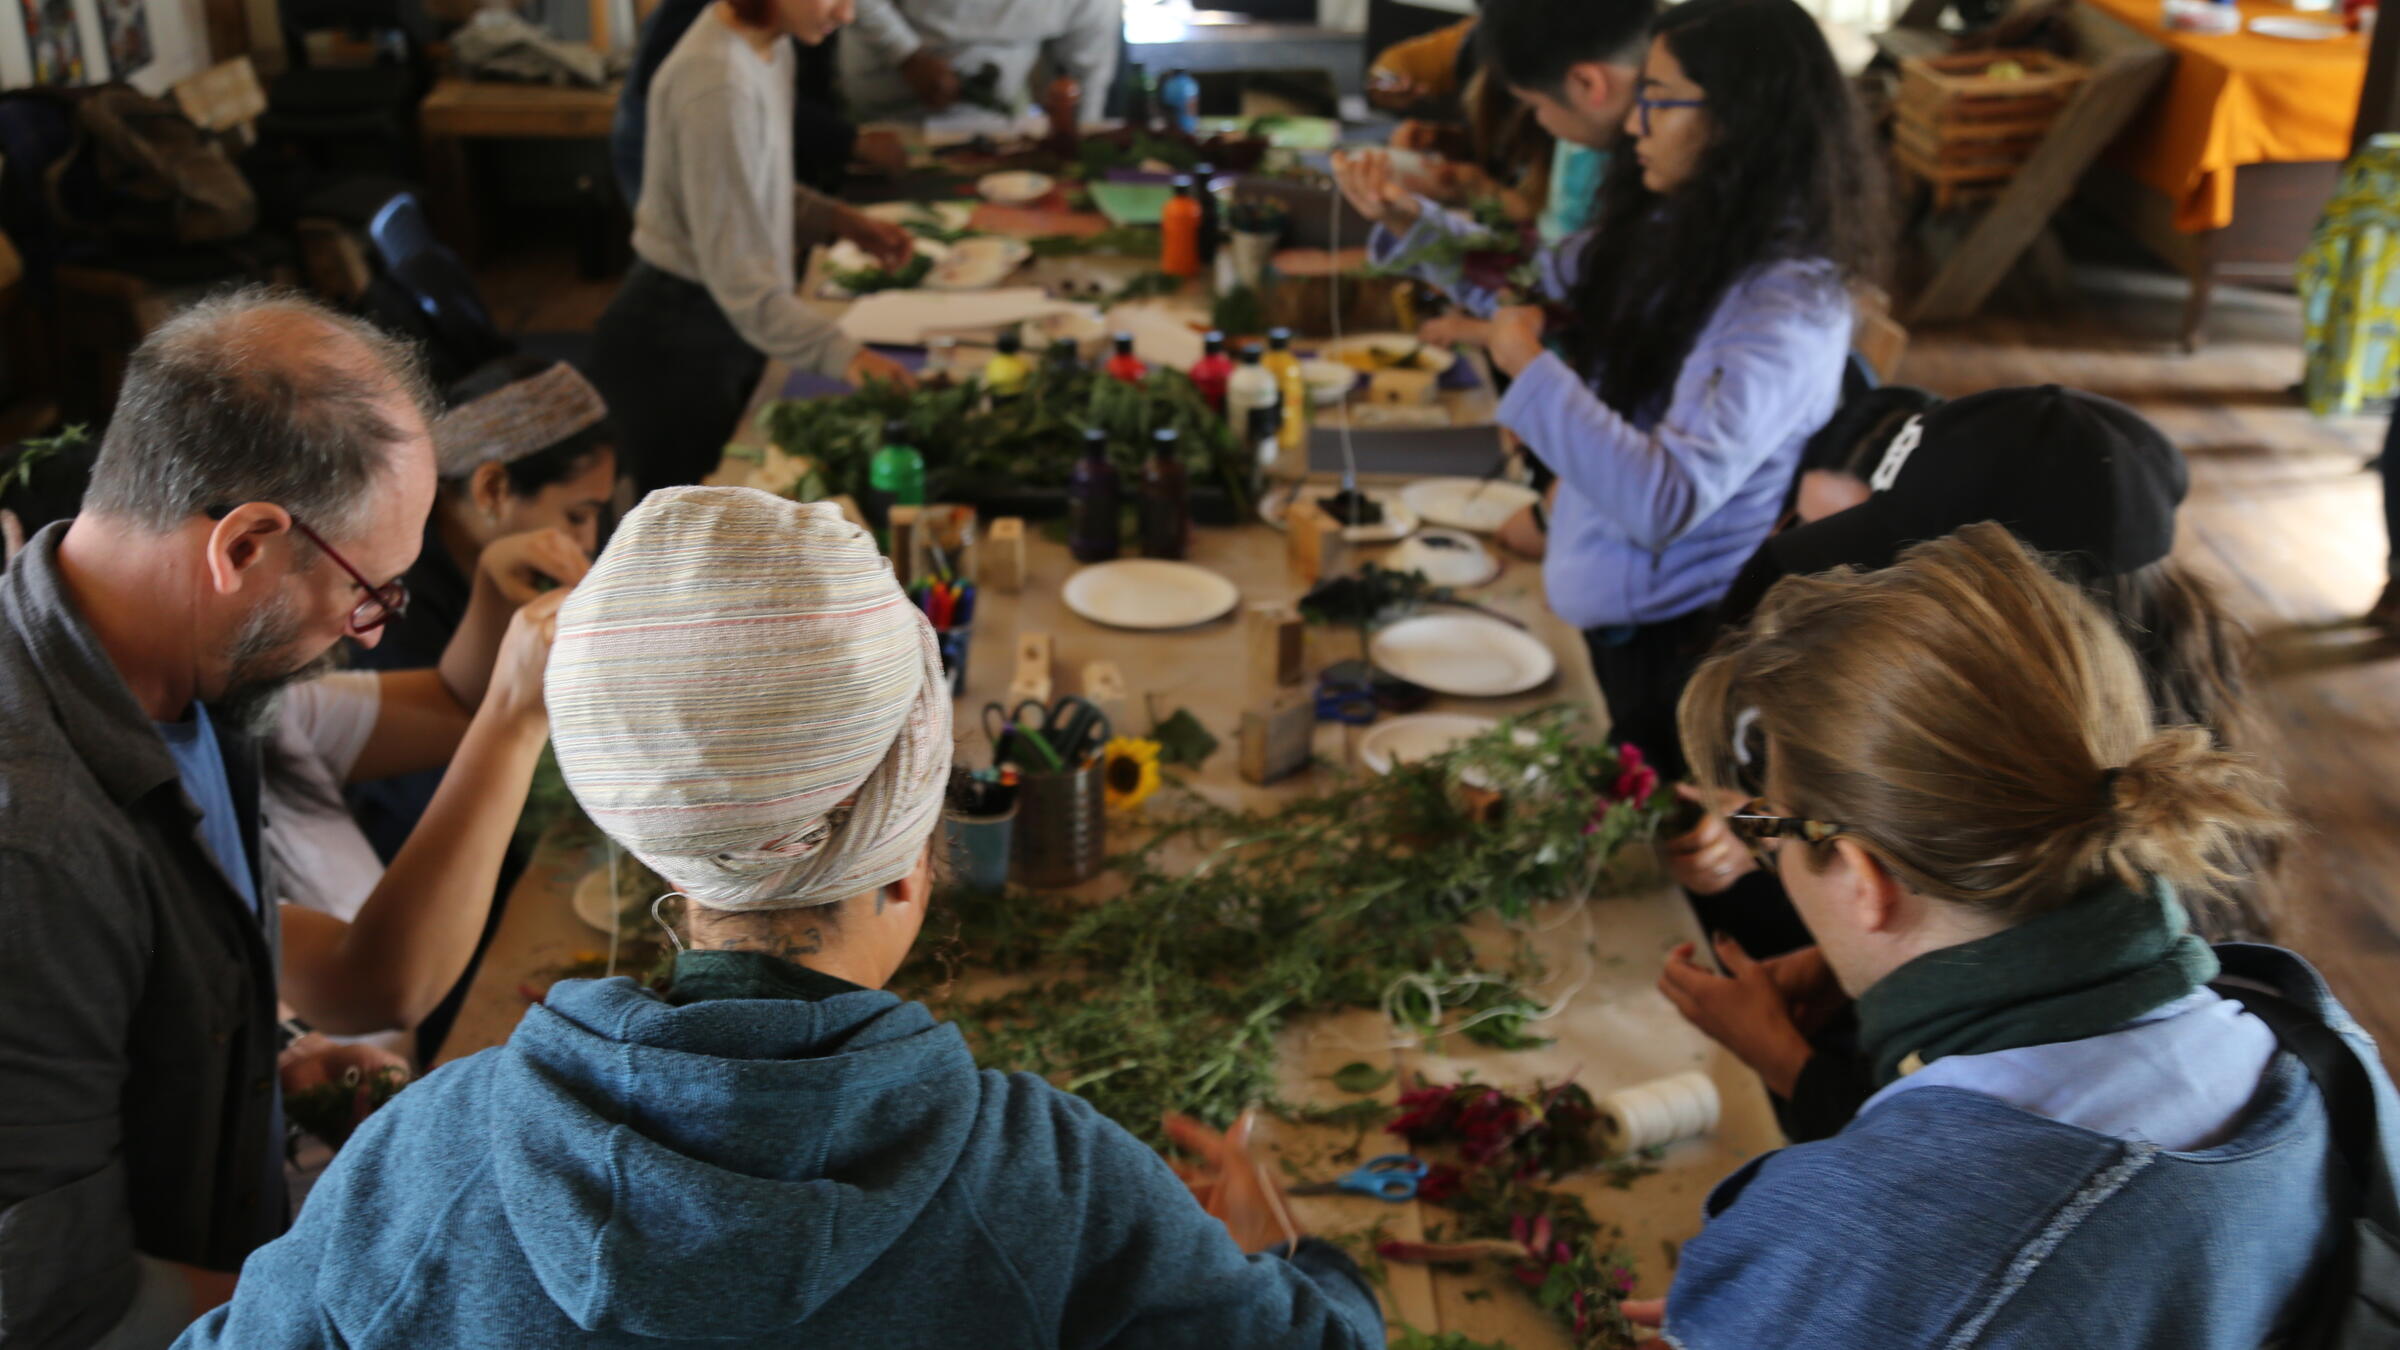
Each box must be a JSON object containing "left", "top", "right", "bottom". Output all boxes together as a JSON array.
[
  {"left": 896, "top": 710, "right": 1669, "bottom": 1145},
  {"left": 1, "top": 423, "right": 90, "bottom": 504},
  {"left": 757, "top": 364, "right": 1254, "bottom": 513}
]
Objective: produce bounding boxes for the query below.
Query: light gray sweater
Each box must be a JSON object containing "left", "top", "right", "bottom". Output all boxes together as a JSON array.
[{"left": 633, "top": 10, "right": 858, "bottom": 376}]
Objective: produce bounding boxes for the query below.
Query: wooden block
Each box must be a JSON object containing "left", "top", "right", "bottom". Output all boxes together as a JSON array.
[
  {"left": 1237, "top": 693, "right": 1315, "bottom": 785},
  {"left": 888, "top": 506, "right": 924, "bottom": 586},
  {"left": 1243, "top": 603, "right": 1305, "bottom": 698},
  {"left": 1081, "top": 660, "right": 1129, "bottom": 705},
  {"left": 1285, "top": 500, "right": 1350, "bottom": 588},
  {"left": 1011, "top": 632, "right": 1054, "bottom": 705},
  {"left": 985, "top": 517, "right": 1028, "bottom": 593},
  {"left": 1367, "top": 368, "right": 1437, "bottom": 406},
  {"left": 1080, "top": 660, "right": 1131, "bottom": 729}
]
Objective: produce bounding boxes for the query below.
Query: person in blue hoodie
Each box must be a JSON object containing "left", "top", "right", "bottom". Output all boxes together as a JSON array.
[
  {"left": 1626, "top": 523, "right": 2390, "bottom": 1348},
  {"left": 1336, "top": 0, "right": 1884, "bottom": 778},
  {"left": 175, "top": 487, "right": 1384, "bottom": 1350}
]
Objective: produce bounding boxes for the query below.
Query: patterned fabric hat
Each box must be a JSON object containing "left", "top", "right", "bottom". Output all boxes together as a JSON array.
[
  {"left": 546, "top": 487, "right": 952, "bottom": 910},
  {"left": 431, "top": 362, "right": 608, "bottom": 480}
]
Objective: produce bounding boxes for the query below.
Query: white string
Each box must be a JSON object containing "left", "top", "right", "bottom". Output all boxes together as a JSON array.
[
  {"left": 605, "top": 838, "right": 622, "bottom": 977},
  {"left": 652, "top": 893, "right": 689, "bottom": 955},
  {"left": 1326, "top": 163, "right": 1361, "bottom": 494}
]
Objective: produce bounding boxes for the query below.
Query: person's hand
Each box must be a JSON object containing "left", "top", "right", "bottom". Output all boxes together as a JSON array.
[
  {"left": 1417, "top": 313, "right": 1492, "bottom": 351},
  {"left": 1621, "top": 1297, "right": 1670, "bottom": 1350},
  {"left": 278, "top": 1037, "right": 412, "bottom": 1142},
  {"left": 836, "top": 206, "right": 916, "bottom": 271},
  {"left": 1330, "top": 150, "right": 1422, "bottom": 233},
  {"left": 846, "top": 348, "right": 917, "bottom": 391},
  {"left": 477, "top": 527, "right": 591, "bottom": 609},
  {"left": 900, "top": 47, "right": 959, "bottom": 110},
  {"left": 1388, "top": 119, "right": 1444, "bottom": 153},
  {"left": 1366, "top": 69, "right": 1421, "bottom": 112},
  {"left": 1759, "top": 944, "right": 1848, "bottom": 1039},
  {"left": 1658, "top": 934, "right": 1816, "bottom": 1098},
  {"left": 1487, "top": 304, "right": 1548, "bottom": 377},
  {"left": 852, "top": 128, "right": 910, "bottom": 175},
  {"left": 1164, "top": 1111, "right": 1301, "bottom": 1255},
  {"left": 1662, "top": 783, "right": 1760, "bottom": 897},
  {"left": 1496, "top": 501, "right": 1546, "bottom": 560},
  {"left": 483, "top": 588, "right": 566, "bottom": 728}
]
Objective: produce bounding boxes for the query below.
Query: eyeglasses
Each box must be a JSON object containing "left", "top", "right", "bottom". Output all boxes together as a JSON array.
[
  {"left": 1633, "top": 92, "right": 1705, "bottom": 137},
  {"left": 1724, "top": 799, "right": 1844, "bottom": 865},
  {"left": 288, "top": 518, "right": 409, "bottom": 636}
]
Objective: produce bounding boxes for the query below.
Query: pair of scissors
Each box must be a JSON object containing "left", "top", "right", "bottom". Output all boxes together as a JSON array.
[
  {"left": 1041, "top": 695, "right": 1113, "bottom": 765},
  {"left": 983, "top": 699, "right": 1063, "bottom": 770},
  {"left": 1287, "top": 1153, "right": 1429, "bottom": 1201}
]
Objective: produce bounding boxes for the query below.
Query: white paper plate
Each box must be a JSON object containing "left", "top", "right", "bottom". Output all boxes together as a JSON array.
[
  {"left": 1358, "top": 713, "right": 1500, "bottom": 775},
  {"left": 977, "top": 171, "right": 1055, "bottom": 205},
  {"left": 1063, "top": 559, "right": 1241, "bottom": 629},
  {"left": 1370, "top": 613, "right": 1557, "bottom": 697},
  {"left": 1259, "top": 484, "right": 1420, "bottom": 544},
  {"left": 862, "top": 200, "right": 976, "bottom": 230},
  {"left": 926, "top": 236, "right": 1031, "bottom": 290},
  {"left": 1319, "top": 333, "right": 1458, "bottom": 377},
  {"left": 1389, "top": 528, "right": 1500, "bottom": 587},
  {"left": 2249, "top": 15, "right": 2344, "bottom": 38},
  {"left": 1400, "top": 477, "right": 1541, "bottom": 533}
]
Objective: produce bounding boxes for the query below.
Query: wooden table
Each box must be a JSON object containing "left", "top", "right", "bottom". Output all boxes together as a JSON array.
[
  {"left": 2075, "top": 0, "right": 2369, "bottom": 349},
  {"left": 435, "top": 188, "right": 1782, "bottom": 1346},
  {"left": 418, "top": 75, "right": 623, "bottom": 262}
]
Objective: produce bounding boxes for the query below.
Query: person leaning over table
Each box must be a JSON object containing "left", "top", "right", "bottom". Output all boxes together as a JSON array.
[
  {"left": 1616, "top": 523, "right": 2384, "bottom": 1350},
  {"left": 836, "top": 0, "right": 1118, "bottom": 125},
  {"left": 590, "top": 0, "right": 917, "bottom": 500},
  {"left": 1338, "top": 0, "right": 1884, "bottom": 780},
  {"left": 1655, "top": 389, "right": 2281, "bottom": 1144},
  {"left": 0, "top": 290, "right": 439, "bottom": 1350},
  {"left": 175, "top": 487, "right": 1385, "bottom": 1350}
]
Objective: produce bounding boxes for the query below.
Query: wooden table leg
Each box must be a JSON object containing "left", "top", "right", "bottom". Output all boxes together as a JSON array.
[
  {"left": 420, "top": 132, "right": 481, "bottom": 261},
  {"left": 2180, "top": 232, "right": 2219, "bottom": 354}
]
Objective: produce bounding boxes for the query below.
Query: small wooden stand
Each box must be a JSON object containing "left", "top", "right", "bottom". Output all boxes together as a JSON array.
[
  {"left": 1081, "top": 660, "right": 1131, "bottom": 729},
  {"left": 1238, "top": 693, "right": 1316, "bottom": 785},
  {"left": 1285, "top": 500, "right": 1349, "bottom": 589},
  {"left": 985, "top": 517, "right": 1028, "bottom": 593},
  {"left": 1009, "top": 632, "right": 1054, "bottom": 706},
  {"left": 1244, "top": 603, "right": 1306, "bottom": 698}
]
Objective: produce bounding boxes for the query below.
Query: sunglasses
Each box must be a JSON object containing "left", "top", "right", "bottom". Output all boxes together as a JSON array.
[
  {"left": 1633, "top": 92, "right": 1705, "bottom": 137},
  {"left": 1724, "top": 798, "right": 1844, "bottom": 865}
]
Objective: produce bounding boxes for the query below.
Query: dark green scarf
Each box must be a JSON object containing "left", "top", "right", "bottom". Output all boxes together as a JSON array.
[
  {"left": 665, "top": 948, "right": 869, "bottom": 1005},
  {"left": 1854, "top": 878, "right": 2218, "bottom": 1086}
]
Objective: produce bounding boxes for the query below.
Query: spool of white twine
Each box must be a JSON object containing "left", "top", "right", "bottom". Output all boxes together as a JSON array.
[{"left": 1596, "top": 1071, "right": 1722, "bottom": 1154}]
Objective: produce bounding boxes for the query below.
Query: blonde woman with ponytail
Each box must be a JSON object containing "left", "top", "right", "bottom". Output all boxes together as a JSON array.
[{"left": 1639, "top": 523, "right": 2393, "bottom": 1350}]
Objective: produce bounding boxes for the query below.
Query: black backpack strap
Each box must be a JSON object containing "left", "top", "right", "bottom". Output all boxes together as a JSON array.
[{"left": 2214, "top": 980, "right": 2400, "bottom": 1347}]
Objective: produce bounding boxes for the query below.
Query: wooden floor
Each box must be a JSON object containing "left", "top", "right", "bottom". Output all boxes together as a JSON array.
[{"left": 482, "top": 244, "right": 2400, "bottom": 1072}]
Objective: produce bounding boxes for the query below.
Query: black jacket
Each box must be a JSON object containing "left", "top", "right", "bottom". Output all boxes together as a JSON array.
[{"left": 0, "top": 523, "right": 284, "bottom": 1347}]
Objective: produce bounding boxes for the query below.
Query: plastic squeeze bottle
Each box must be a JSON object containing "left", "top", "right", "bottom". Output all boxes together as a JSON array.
[
  {"left": 1225, "top": 344, "right": 1282, "bottom": 492},
  {"left": 1160, "top": 177, "right": 1203, "bottom": 278},
  {"left": 982, "top": 331, "right": 1030, "bottom": 399},
  {"left": 1189, "top": 329, "right": 1235, "bottom": 413}
]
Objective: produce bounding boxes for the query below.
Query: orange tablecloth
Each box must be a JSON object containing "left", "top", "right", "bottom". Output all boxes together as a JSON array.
[{"left": 2082, "top": 0, "right": 2367, "bottom": 231}]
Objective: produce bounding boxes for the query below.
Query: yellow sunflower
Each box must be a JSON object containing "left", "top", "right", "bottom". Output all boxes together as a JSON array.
[{"left": 1101, "top": 737, "right": 1163, "bottom": 812}]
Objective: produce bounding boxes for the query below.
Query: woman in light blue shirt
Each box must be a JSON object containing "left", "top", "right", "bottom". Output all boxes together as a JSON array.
[{"left": 1339, "top": 0, "right": 1884, "bottom": 774}]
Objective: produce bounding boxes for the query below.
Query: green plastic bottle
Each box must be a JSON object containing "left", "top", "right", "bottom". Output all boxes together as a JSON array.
[{"left": 867, "top": 419, "right": 927, "bottom": 544}]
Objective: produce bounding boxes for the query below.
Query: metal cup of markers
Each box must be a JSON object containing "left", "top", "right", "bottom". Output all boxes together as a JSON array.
[
  {"left": 1013, "top": 760, "right": 1106, "bottom": 888},
  {"left": 942, "top": 800, "right": 1016, "bottom": 892}
]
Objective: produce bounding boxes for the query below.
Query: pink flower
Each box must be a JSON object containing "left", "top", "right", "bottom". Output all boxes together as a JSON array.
[{"left": 1609, "top": 744, "right": 1660, "bottom": 805}]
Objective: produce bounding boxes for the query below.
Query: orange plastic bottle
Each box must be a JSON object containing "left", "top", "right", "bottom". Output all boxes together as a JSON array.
[{"left": 1160, "top": 177, "right": 1203, "bottom": 279}]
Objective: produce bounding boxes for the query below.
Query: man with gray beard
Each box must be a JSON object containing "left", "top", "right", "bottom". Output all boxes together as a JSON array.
[{"left": 0, "top": 290, "right": 437, "bottom": 1349}]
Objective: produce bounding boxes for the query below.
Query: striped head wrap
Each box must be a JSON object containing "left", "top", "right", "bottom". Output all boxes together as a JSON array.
[
  {"left": 546, "top": 487, "right": 953, "bottom": 910},
  {"left": 431, "top": 362, "right": 608, "bottom": 480}
]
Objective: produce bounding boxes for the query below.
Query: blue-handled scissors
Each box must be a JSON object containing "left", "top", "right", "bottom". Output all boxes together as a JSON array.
[{"left": 1287, "top": 1153, "right": 1429, "bottom": 1201}]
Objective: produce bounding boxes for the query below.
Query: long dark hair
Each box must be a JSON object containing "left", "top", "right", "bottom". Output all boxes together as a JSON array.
[{"left": 1567, "top": 0, "right": 1885, "bottom": 418}]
